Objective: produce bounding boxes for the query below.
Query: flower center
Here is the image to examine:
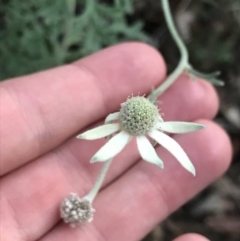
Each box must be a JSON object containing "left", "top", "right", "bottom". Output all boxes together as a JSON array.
[{"left": 119, "top": 96, "right": 159, "bottom": 136}]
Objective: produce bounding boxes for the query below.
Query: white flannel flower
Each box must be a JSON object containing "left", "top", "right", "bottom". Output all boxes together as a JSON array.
[{"left": 77, "top": 96, "right": 205, "bottom": 176}]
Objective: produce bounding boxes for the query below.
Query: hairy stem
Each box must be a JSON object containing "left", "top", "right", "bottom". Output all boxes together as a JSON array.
[
  {"left": 84, "top": 159, "right": 112, "bottom": 203},
  {"left": 149, "top": 0, "right": 189, "bottom": 99}
]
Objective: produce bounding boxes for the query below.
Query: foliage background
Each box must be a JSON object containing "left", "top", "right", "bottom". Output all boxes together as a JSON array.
[
  {"left": 1, "top": 0, "right": 240, "bottom": 240},
  {"left": 0, "top": 0, "right": 149, "bottom": 80}
]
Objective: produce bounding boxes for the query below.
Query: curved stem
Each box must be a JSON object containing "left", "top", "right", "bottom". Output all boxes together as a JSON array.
[
  {"left": 150, "top": 60, "right": 186, "bottom": 99},
  {"left": 149, "top": 0, "right": 189, "bottom": 99},
  {"left": 162, "top": 0, "right": 188, "bottom": 62},
  {"left": 84, "top": 159, "right": 112, "bottom": 203}
]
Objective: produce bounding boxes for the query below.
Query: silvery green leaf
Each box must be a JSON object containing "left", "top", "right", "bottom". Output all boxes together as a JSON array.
[
  {"left": 207, "top": 78, "right": 225, "bottom": 86},
  {"left": 136, "top": 136, "right": 164, "bottom": 168},
  {"left": 77, "top": 123, "right": 120, "bottom": 140},
  {"left": 149, "top": 130, "right": 196, "bottom": 176},
  {"left": 188, "top": 68, "right": 224, "bottom": 86},
  {"left": 90, "top": 131, "right": 130, "bottom": 162},
  {"left": 157, "top": 122, "right": 205, "bottom": 134},
  {"left": 105, "top": 112, "right": 120, "bottom": 124}
]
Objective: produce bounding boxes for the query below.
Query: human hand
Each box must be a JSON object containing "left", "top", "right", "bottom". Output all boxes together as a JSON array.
[{"left": 0, "top": 43, "right": 232, "bottom": 241}]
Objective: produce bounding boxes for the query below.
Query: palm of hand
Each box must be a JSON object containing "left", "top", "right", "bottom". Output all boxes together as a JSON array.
[{"left": 0, "top": 43, "right": 231, "bottom": 241}]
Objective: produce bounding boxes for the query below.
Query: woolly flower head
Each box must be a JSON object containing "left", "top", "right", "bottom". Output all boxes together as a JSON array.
[
  {"left": 119, "top": 96, "right": 159, "bottom": 135},
  {"left": 60, "top": 193, "right": 95, "bottom": 227},
  {"left": 78, "top": 96, "right": 205, "bottom": 175}
]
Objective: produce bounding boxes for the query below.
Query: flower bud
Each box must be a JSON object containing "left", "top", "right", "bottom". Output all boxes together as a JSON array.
[{"left": 60, "top": 193, "right": 95, "bottom": 227}]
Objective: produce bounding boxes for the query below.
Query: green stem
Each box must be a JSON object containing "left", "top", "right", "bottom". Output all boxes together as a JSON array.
[
  {"left": 84, "top": 159, "right": 112, "bottom": 203},
  {"left": 162, "top": 0, "right": 188, "bottom": 61},
  {"left": 149, "top": 0, "right": 189, "bottom": 99}
]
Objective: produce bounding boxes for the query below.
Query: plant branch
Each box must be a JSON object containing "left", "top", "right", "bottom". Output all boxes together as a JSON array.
[
  {"left": 84, "top": 159, "right": 112, "bottom": 203},
  {"left": 149, "top": 0, "right": 189, "bottom": 100}
]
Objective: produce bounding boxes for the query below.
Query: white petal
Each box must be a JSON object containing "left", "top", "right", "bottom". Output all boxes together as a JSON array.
[
  {"left": 77, "top": 123, "right": 120, "bottom": 140},
  {"left": 158, "top": 114, "right": 163, "bottom": 122},
  {"left": 157, "top": 122, "right": 205, "bottom": 134},
  {"left": 149, "top": 130, "right": 196, "bottom": 175},
  {"left": 91, "top": 131, "right": 131, "bottom": 162},
  {"left": 136, "top": 136, "right": 164, "bottom": 168},
  {"left": 104, "top": 112, "right": 120, "bottom": 124}
]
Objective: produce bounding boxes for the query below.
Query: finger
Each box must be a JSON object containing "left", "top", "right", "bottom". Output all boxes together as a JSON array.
[
  {"left": 0, "top": 78, "right": 219, "bottom": 241},
  {"left": 160, "top": 73, "right": 219, "bottom": 121},
  {"left": 40, "top": 120, "right": 231, "bottom": 241},
  {"left": 0, "top": 42, "right": 166, "bottom": 175},
  {"left": 172, "top": 233, "right": 210, "bottom": 241}
]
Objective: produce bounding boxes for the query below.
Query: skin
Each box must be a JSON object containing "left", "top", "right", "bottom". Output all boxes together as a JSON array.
[{"left": 0, "top": 43, "right": 232, "bottom": 241}]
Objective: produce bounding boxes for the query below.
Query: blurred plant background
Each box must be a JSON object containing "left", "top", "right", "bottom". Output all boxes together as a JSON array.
[{"left": 1, "top": 0, "right": 240, "bottom": 240}]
